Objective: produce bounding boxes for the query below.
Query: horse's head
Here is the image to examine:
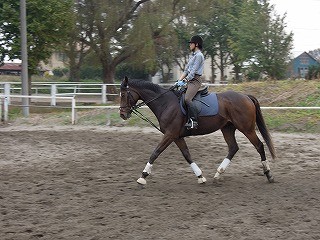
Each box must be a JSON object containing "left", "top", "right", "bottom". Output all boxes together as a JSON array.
[{"left": 119, "top": 76, "right": 140, "bottom": 120}]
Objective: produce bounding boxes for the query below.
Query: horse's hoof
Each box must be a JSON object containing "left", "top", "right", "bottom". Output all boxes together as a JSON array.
[
  {"left": 265, "top": 171, "right": 275, "bottom": 183},
  {"left": 213, "top": 172, "right": 220, "bottom": 180},
  {"left": 137, "top": 177, "right": 147, "bottom": 185},
  {"left": 198, "top": 177, "right": 207, "bottom": 184},
  {"left": 267, "top": 176, "right": 275, "bottom": 183}
]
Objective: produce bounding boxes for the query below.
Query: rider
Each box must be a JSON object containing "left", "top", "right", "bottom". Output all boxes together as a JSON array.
[{"left": 176, "top": 35, "right": 204, "bottom": 129}]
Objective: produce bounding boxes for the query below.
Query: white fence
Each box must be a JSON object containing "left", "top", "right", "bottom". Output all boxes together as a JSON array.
[
  {"left": 0, "top": 95, "right": 77, "bottom": 124},
  {"left": 0, "top": 82, "right": 229, "bottom": 105},
  {"left": 0, "top": 82, "right": 319, "bottom": 124},
  {"left": 0, "top": 82, "right": 119, "bottom": 105}
]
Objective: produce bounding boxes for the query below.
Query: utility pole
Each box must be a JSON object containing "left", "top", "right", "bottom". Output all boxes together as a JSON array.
[{"left": 20, "top": 0, "right": 29, "bottom": 116}]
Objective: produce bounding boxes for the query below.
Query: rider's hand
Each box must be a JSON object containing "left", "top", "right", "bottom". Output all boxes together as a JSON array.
[{"left": 175, "top": 80, "right": 186, "bottom": 87}]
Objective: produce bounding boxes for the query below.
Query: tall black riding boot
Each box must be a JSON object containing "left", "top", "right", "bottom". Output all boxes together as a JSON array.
[{"left": 185, "top": 102, "right": 198, "bottom": 129}]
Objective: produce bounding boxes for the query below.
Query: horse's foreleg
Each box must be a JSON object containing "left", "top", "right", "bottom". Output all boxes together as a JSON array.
[
  {"left": 214, "top": 124, "right": 238, "bottom": 180},
  {"left": 137, "top": 135, "right": 174, "bottom": 185},
  {"left": 174, "top": 138, "right": 206, "bottom": 184}
]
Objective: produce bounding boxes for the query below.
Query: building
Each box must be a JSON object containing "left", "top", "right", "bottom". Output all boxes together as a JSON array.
[
  {"left": 0, "top": 52, "right": 67, "bottom": 77},
  {"left": 287, "top": 52, "right": 320, "bottom": 79},
  {"left": 152, "top": 56, "right": 234, "bottom": 84},
  {"left": 0, "top": 63, "right": 22, "bottom": 75},
  {"left": 39, "top": 52, "right": 67, "bottom": 75}
]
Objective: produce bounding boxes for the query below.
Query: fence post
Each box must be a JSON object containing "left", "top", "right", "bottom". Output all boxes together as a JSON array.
[
  {"left": 4, "top": 83, "right": 11, "bottom": 104},
  {"left": 102, "top": 84, "right": 107, "bottom": 104},
  {"left": 71, "top": 97, "right": 76, "bottom": 124},
  {"left": 51, "top": 84, "right": 56, "bottom": 106},
  {"left": 4, "top": 96, "right": 9, "bottom": 122},
  {"left": 0, "top": 97, "right": 2, "bottom": 122}
]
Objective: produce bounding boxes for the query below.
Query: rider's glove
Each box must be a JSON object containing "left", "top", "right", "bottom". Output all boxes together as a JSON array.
[{"left": 175, "top": 80, "right": 186, "bottom": 87}]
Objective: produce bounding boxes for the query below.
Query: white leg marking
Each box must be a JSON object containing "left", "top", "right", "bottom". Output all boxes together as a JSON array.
[
  {"left": 143, "top": 162, "right": 153, "bottom": 175},
  {"left": 190, "top": 162, "right": 202, "bottom": 177},
  {"left": 262, "top": 160, "right": 271, "bottom": 173},
  {"left": 214, "top": 158, "right": 231, "bottom": 179},
  {"left": 190, "top": 163, "right": 206, "bottom": 184},
  {"left": 137, "top": 162, "right": 153, "bottom": 185}
]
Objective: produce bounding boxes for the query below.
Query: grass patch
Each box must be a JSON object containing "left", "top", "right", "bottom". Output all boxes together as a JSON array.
[{"left": 263, "top": 109, "right": 320, "bottom": 133}]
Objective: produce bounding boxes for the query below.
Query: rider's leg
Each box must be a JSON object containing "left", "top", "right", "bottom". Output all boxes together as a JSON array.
[{"left": 184, "top": 78, "right": 201, "bottom": 129}]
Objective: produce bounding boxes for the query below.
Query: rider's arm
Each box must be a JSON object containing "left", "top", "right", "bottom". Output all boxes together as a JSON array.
[
  {"left": 185, "top": 53, "right": 204, "bottom": 81},
  {"left": 178, "top": 72, "right": 187, "bottom": 81}
]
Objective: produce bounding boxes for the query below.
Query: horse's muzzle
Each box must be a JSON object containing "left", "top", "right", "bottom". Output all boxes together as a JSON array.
[
  {"left": 119, "top": 108, "right": 131, "bottom": 120},
  {"left": 120, "top": 113, "right": 131, "bottom": 120}
]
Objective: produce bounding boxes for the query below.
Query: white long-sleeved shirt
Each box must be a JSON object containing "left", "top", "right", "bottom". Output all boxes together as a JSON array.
[{"left": 183, "top": 50, "right": 204, "bottom": 81}]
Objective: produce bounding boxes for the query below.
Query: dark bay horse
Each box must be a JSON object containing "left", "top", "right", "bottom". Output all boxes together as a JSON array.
[{"left": 119, "top": 76, "right": 276, "bottom": 185}]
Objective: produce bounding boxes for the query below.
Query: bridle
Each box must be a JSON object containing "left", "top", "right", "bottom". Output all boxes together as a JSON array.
[
  {"left": 119, "top": 86, "right": 137, "bottom": 114},
  {"left": 119, "top": 84, "right": 177, "bottom": 131}
]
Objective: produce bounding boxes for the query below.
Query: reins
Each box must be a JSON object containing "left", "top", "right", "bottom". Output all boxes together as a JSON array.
[
  {"left": 129, "top": 85, "right": 177, "bottom": 132},
  {"left": 131, "top": 109, "right": 162, "bottom": 132}
]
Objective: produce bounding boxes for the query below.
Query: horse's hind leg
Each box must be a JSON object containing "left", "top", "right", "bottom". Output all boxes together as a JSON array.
[
  {"left": 174, "top": 138, "right": 206, "bottom": 184},
  {"left": 214, "top": 123, "right": 239, "bottom": 180},
  {"left": 242, "top": 130, "right": 274, "bottom": 183}
]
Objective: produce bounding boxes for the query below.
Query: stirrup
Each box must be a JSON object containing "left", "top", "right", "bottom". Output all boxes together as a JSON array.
[{"left": 185, "top": 118, "right": 198, "bottom": 129}]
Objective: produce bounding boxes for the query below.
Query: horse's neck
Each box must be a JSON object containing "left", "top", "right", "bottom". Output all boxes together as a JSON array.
[{"left": 139, "top": 89, "right": 175, "bottom": 116}]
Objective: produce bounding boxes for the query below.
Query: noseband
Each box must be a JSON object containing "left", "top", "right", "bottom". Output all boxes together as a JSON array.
[{"left": 119, "top": 86, "right": 137, "bottom": 114}]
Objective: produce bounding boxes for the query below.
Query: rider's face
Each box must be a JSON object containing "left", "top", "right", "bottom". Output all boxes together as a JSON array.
[{"left": 189, "top": 42, "right": 196, "bottom": 51}]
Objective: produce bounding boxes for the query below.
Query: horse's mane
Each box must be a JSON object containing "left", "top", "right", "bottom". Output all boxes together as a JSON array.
[{"left": 122, "top": 79, "right": 163, "bottom": 93}]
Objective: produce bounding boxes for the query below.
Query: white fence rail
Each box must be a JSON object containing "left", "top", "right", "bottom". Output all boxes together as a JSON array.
[
  {"left": 0, "top": 82, "right": 120, "bottom": 105},
  {"left": 0, "top": 82, "right": 319, "bottom": 124},
  {"left": 0, "top": 95, "right": 76, "bottom": 124},
  {"left": 1, "top": 94, "right": 319, "bottom": 125},
  {"left": 0, "top": 82, "right": 229, "bottom": 106}
]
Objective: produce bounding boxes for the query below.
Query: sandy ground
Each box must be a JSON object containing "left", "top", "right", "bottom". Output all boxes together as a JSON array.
[{"left": 0, "top": 125, "right": 319, "bottom": 240}]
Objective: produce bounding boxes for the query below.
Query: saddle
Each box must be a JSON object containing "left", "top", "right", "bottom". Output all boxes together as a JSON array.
[{"left": 179, "top": 87, "right": 219, "bottom": 117}]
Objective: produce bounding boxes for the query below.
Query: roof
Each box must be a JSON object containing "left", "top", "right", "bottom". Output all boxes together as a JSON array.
[
  {"left": 0, "top": 63, "right": 22, "bottom": 71},
  {"left": 295, "top": 51, "right": 319, "bottom": 63}
]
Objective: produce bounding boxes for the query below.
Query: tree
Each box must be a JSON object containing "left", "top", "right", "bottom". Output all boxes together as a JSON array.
[
  {"left": 74, "top": 0, "right": 152, "bottom": 96},
  {"left": 197, "top": 0, "right": 232, "bottom": 83},
  {"left": 73, "top": 0, "right": 212, "bottom": 92},
  {"left": 309, "top": 48, "right": 320, "bottom": 62},
  {"left": 128, "top": 0, "right": 213, "bottom": 83},
  {"left": 0, "top": 0, "right": 73, "bottom": 79},
  {"left": 254, "top": 0, "right": 293, "bottom": 79},
  {"left": 64, "top": 0, "right": 92, "bottom": 82},
  {"left": 168, "top": 1, "right": 214, "bottom": 81},
  {"left": 229, "top": 0, "right": 293, "bottom": 80},
  {"left": 306, "top": 65, "right": 320, "bottom": 80}
]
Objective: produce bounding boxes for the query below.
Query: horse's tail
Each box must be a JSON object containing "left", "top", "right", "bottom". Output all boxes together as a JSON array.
[{"left": 248, "top": 95, "right": 276, "bottom": 159}]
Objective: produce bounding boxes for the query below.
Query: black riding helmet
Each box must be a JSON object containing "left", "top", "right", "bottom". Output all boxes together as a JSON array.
[{"left": 189, "top": 35, "right": 203, "bottom": 49}]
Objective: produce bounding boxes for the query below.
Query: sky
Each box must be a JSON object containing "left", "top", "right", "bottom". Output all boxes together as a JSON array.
[{"left": 269, "top": 0, "right": 320, "bottom": 57}]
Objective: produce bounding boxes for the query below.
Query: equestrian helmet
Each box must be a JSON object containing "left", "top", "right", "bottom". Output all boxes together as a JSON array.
[{"left": 189, "top": 35, "right": 203, "bottom": 49}]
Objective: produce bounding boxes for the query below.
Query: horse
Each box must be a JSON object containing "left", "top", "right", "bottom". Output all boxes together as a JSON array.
[{"left": 119, "top": 76, "right": 276, "bottom": 185}]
